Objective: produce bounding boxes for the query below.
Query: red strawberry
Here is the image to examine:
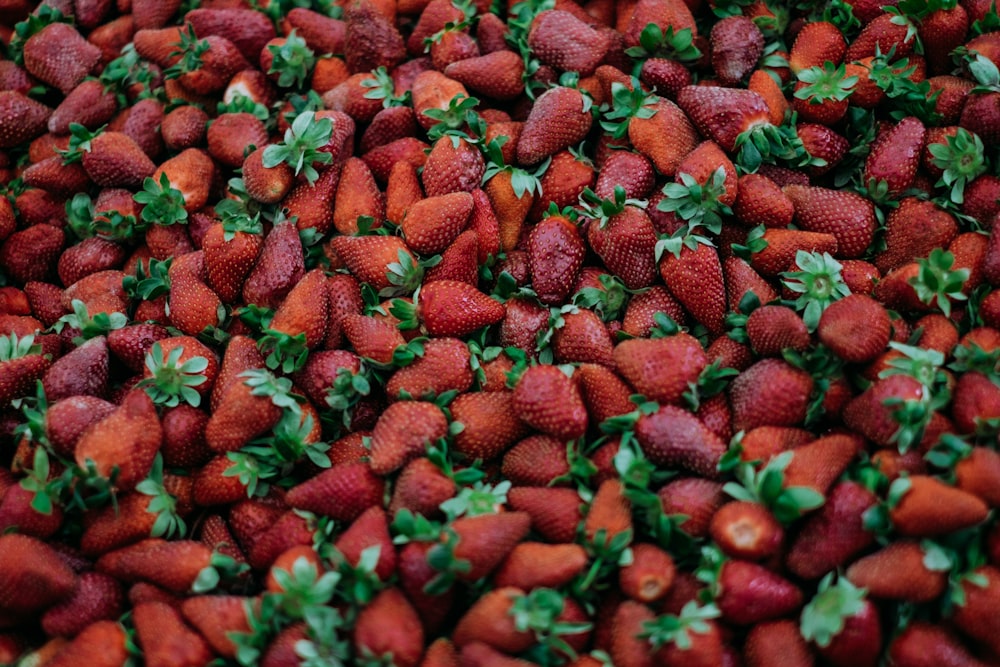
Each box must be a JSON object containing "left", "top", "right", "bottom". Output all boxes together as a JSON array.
[
  {"left": 613, "top": 334, "right": 707, "bottom": 405},
  {"left": 369, "top": 401, "right": 449, "bottom": 474},
  {"left": 0, "top": 533, "right": 77, "bottom": 615},
  {"left": 528, "top": 10, "right": 609, "bottom": 76},
  {"left": 782, "top": 185, "right": 877, "bottom": 258},
  {"left": 168, "top": 250, "right": 223, "bottom": 336},
  {"left": 786, "top": 480, "right": 878, "bottom": 579},
  {"left": 40, "top": 572, "right": 125, "bottom": 638},
  {"left": 0, "top": 483, "right": 63, "bottom": 539},
  {"left": 888, "top": 622, "right": 989, "bottom": 667},
  {"left": 516, "top": 86, "right": 594, "bottom": 165},
  {"left": 396, "top": 280, "right": 505, "bottom": 337},
  {"left": 845, "top": 12, "right": 918, "bottom": 61},
  {"left": 444, "top": 50, "right": 526, "bottom": 101},
  {"left": 334, "top": 506, "right": 397, "bottom": 581},
  {"left": 788, "top": 21, "right": 846, "bottom": 73},
  {"left": 709, "top": 501, "right": 783, "bottom": 562},
  {"left": 676, "top": 85, "right": 770, "bottom": 153},
  {"left": 507, "top": 486, "right": 584, "bottom": 543},
  {"left": 387, "top": 337, "right": 473, "bottom": 400},
  {"left": 659, "top": 241, "right": 727, "bottom": 335},
  {"left": 285, "top": 462, "right": 384, "bottom": 521},
  {"left": 23, "top": 22, "right": 102, "bottom": 94},
  {"left": 658, "top": 477, "right": 727, "bottom": 538},
  {"left": 74, "top": 389, "right": 161, "bottom": 491},
  {"left": 133, "top": 601, "right": 214, "bottom": 667},
  {"left": 330, "top": 235, "right": 417, "bottom": 294},
  {"left": 342, "top": 314, "right": 406, "bottom": 365},
  {"left": 493, "top": 541, "right": 589, "bottom": 590},
  {"left": 333, "top": 158, "right": 382, "bottom": 236},
  {"left": 0, "top": 91, "right": 52, "bottom": 149},
  {"left": 619, "top": 542, "right": 676, "bottom": 603},
  {"left": 587, "top": 205, "right": 659, "bottom": 290},
  {"left": 40, "top": 620, "right": 128, "bottom": 667},
  {"left": 511, "top": 364, "right": 588, "bottom": 440},
  {"left": 0, "top": 333, "right": 51, "bottom": 407},
  {"left": 179, "top": 595, "right": 254, "bottom": 659},
  {"left": 729, "top": 358, "right": 813, "bottom": 432},
  {"left": 242, "top": 220, "right": 306, "bottom": 310},
  {"left": 185, "top": 8, "right": 276, "bottom": 62},
  {"left": 710, "top": 15, "right": 764, "bottom": 85},
  {"left": 452, "top": 512, "right": 532, "bottom": 582},
  {"left": 842, "top": 374, "right": 925, "bottom": 447},
  {"left": 889, "top": 474, "right": 989, "bottom": 536},
  {"left": 401, "top": 192, "right": 474, "bottom": 255},
  {"left": 389, "top": 457, "right": 455, "bottom": 519},
  {"left": 422, "top": 138, "right": 485, "bottom": 198},
  {"left": 202, "top": 219, "right": 263, "bottom": 305},
  {"left": 527, "top": 214, "right": 586, "bottom": 305},
  {"left": 744, "top": 619, "right": 814, "bottom": 667},
  {"left": 42, "top": 335, "right": 109, "bottom": 401},
  {"left": 353, "top": 587, "right": 424, "bottom": 667},
  {"left": 746, "top": 305, "right": 810, "bottom": 357},
  {"left": 343, "top": 0, "right": 406, "bottom": 73},
  {"left": 635, "top": 405, "right": 727, "bottom": 479},
  {"left": 714, "top": 559, "right": 803, "bottom": 625},
  {"left": 845, "top": 541, "right": 948, "bottom": 602},
  {"left": 862, "top": 116, "right": 927, "bottom": 197},
  {"left": 817, "top": 294, "right": 891, "bottom": 363},
  {"left": 732, "top": 173, "right": 794, "bottom": 228},
  {"left": 453, "top": 587, "right": 533, "bottom": 653},
  {"left": 875, "top": 197, "right": 958, "bottom": 274}
]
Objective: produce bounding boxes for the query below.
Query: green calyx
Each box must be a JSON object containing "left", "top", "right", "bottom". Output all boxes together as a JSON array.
[
  {"left": 640, "top": 601, "right": 721, "bottom": 651},
  {"left": 723, "top": 451, "right": 826, "bottom": 524},
  {"left": 928, "top": 128, "right": 988, "bottom": 205},
  {"left": 624, "top": 24, "right": 702, "bottom": 63},
  {"left": 800, "top": 573, "right": 867, "bottom": 647},
  {"left": 137, "top": 342, "right": 209, "bottom": 408},
  {"left": 781, "top": 250, "right": 851, "bottom": 332},
  {"left": 262, "top": 111, "right": 334, "bottom": 185},
  {"left": 909, "top": 247, "right": 969, "bottom": 318},
  {"left": 599, "top": 81, "right": 658, "bottom": 140},
  {"left": 267, "top": 30, "right": 316, "bottom": 89},
  {"left": 134, "top": 173, "right": 189, "bottom": 226},
  {"left": 135, "top": 453, "right": 187, "bottom": 539},
  {"left": 795, "top": 62, "right": 858, "bottom": 104}
]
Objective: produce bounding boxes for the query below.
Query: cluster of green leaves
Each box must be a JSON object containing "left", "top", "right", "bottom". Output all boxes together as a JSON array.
[
  {"left": 99, "top": 44, "right": 162, "bottom": 105},
  {"left": 360, "top": 66, "right": 411, "bottom": 108},
  {"left": 482, "top": 136, "right": 550, "bottom": 200},
  {"left": 134, "top": 173, "right": 189, "bottom": 226},
  {"left": 136, "top": 342, "right": 210, "bottom": 408},
  {"left": 163, "top": 25, "right": 211, "bottom": 80},
  {"left": 262, "top": 111, "right": 334, "bottom": 185},
  {"left": 599, "top": 81, "right": 658, "bottom": 140},
  {"left": 53, "top": 299, "right": 128, "bottom": 344},
  {"left": 66, "top": 193, "right": 146, "bottom": 243},
  {"left": 267, "top": 30, "right": 316, "bottom": 89},
  {"left": 910, "top": 247, "right": 970, "bottom": 318},
  {"left": 879, "top": 341, "right": 952, "bottom": 452},
  {"left": 134, "top": 454, "right": 187, "bottom": 539},
  {"left": 723, "top": 451, "right": 826, "bottom": 524},
  {"left": 781, "top": 250, "right": 852, "bottom": 331},
  {"left": 928, "top": 128, "right": 988, "bottom": 206}
]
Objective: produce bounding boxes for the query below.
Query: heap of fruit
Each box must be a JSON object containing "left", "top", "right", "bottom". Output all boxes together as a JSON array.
[{"left": 4, "top": 0, "right": 1000, "bottom": 663}]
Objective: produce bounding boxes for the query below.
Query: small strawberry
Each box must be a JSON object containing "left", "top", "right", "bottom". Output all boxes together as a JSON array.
[
  {"left": 0, "top": 533, "right": 77, "bottom": 615},
  {"left": 527, "top": 214, "right": 586, "bottom": 305},
  {"left": 613, "top": 333, "right": 707, "bottom": 406},
  {"left": 0, "top": 333, "right": 51, "bottom": 408},
  {"left": 786, "top": 481, "right": 878, "bottom": 580},
  {"left": 782, "top": 185, "right": 877, "bottom": 258},
  {"left": 635, "top": 405, "right": 727, "bottom": 479},
  {"left": 888, "top": 622, "right": 988, "bottom": 667},
  {"left": 242, "top": 219, "right": 306, "bottom": 310},
  {"left": 74, "top": 389, "right": 162, "bottom": 491},
  {"left": 40, "top": 571, "right": 125, "bottom": 639},
  {"left": 516, "top": 86, "right": 594, "bottom": 165},
  {"left": 511, "top": 364, "right": 588, "bottom": 440},
  {"left": 506, "top": 486, "right": 584, "bottom": 543},
  {"left": 40, "top": 620, "right": 128, "bottom": 667},
  {"left": 817, "top": 294, "right": 891, "bottom": 364},
  {"left": 133, "top": 601, "right": 214, "bottom": 667},
  {"left": 392, "top": 280, "right": 505, "bottom": 337},
  {"left": 788, "top": 21, "right": 846, "bottom": 73},
  {"left": 369, "top": 400, "right": 449, "bottom": 474},
  {"left": 729, "top": 358, "right": 813, "bottom": 432},
  {"left": 888, "top": 474, "right": 989, "bottom": 536},
  {"left": 743, "top": 619, "right": 814, "bottom": 667},
  {"left": 619, "top": 542, "right": 677, "bottom": 603},
  {"left": 801, "top": 574, "right": 882, "bottom": 667},
  {"left": 23, "top": 22, "right": 102, "bottom": 94},
  {"left": 709, "top": 15, "right": 764, "bottom": 85},
  {"left": 845, "top": 541, "right": 948, "bottom": 602},
  {"left": 285, "top": 462, "right": 385, "bottom": 521},
  {"left": 709, "top": 501, "right": 784, "bottom": 562},
  {"left": 353, "top": 587, "right": 425, "bottom": 667},
  {"left": 401, "top": 192, "right": 474, "bottom": 255},
  {"left": 493, "top": 542, "right": 589, "bottom": 590}
]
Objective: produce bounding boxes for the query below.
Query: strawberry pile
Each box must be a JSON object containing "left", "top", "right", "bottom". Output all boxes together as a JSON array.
[{"left": 4, "top": 0, "right": 1000, "bottom": 663}]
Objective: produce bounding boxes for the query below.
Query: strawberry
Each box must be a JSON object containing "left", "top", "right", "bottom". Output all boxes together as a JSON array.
[
  {"left": 0, "top": 333, "right": 51, "bottom": 407},
  {"left": 133, "top": 601, "right": 214, "bottom": 667},
  {"left": 452, "top": 512, "right": 532, "bottom": 582},
  {"left": 788, "top": 21, "right": 846, "bottom": 73},
  {"left": 511, "top": 364, "right": 588, "bottom": 440},
  {"left": 283, "top": 8, "right": 346, "bottom": 55},
  {"left": 424, "top": 229, "right": 480, "bottom": 285},
  {"left": 0, "top": 533, "right": 77, "bottom": 615},
  {"left": 954, "top": 444, "right": 1000, "bottom": 506},
  {"left": 888, "top": 622, "right": 989, "bottom": 667},
  {"left": 394, "top": 280, "right": 505, "bottom": 337},
  {"left": 709, "top": 501, "right": 783, "bottom": 561},
  {"left": 635, "top": 405, "right": 727, "bottom": 479},
  {"left": 40, "top": 620, "right": 128, "bottom": 667},
  {"left": 613, "top": 334, "right": 707, "bottom": 405},
  {"left": 444, "top": 50, "right": 526, "bottom": 101},
  {"left": 205, "top": 112, "right": 267, "bottom": 168},
  {"left": 167, "top": 250, "right": 223, "bottom": 337},
  {"left": 42, "top": 335, "right": 109, "bottom": 401},
  {"left": 493, "top": 542, "right": 589, "bottom": 590},
  {"left": 552, "top": 308, "right": 616, "bottom": 367},
  {"left": 202, "top": 218, "right": 263, "bottom": 305},
  {"left": 334, "top": 506, "right": 397, "bottom": 581},
  {"left": 388, "top": 337, "right": 473, "bottom": 399},
  {"left": 23, "top": 22, "right": 101, "bottom": 94},
  {"left": 575, "top": 362, "right": 639, "bottom": 424},
  {"left": 608, "top": 599, "right": 656, "bottom": 667},
  {"left": 786, "top": 480, "right": 878, "bottom": 579},
  {"left": 389, "top": 457, "right": 455, "bottom": 518},
  {"left": 842, "top": 374, "right": 925, "bottom": 447},
  {"left": 47, "top": 80, "right": 118, "bottom": 136},
  {"left": 242, "top": 219, "right": 306, "bottom": 309},
  {"left": 845, "top": 12, "right": 918, "bottom": 61},
  {"left": 587, "top": 204, "right": 659, "bottom": 290},
  {"left": 863, "top": 116, "right": 926, "bottom": 197},
  {"left": 74, "top": 389, "right": 161, "bottom": 491},
  {"left": 659, "top": 241, "right": 727, "bottom": 335},
  {"left": 152, "top": 148, "right": 215, "bottom": 213},
  {"left": 0, "top": 483, "right": 63, "bottom": 539},
  {"left": 732, "top": 173, "right": 794, "bottom": 228},
  {"left": 950, "top": 565, "right": 1000, "bottom": 655},
  {"left": 875, "top": 197, "right": 958, "bottom": 274},
  {"left": 528, "top": 10, "right": 609, "bottom": 76},
  {"left": 516, "top": 86, "right": 593, "bottom": 165},
  {"left": 353, "top": 587, "right": 425, "bottom": 667},
  {"left": 330, "top": 235, "right": 420, "bottom": 295},
  {"left": 676, "top": 85, "right": 769, "bottom": 153},
  {"left": 332, "top": 158, "right": 382, "bottom": 236},
  {"left": 709, "top": 15, "right": 764, "bottom": 85},
  {"left": 743, "top": 619, "right": 814, "bottom": 667},
  {"left": 0, "top": 91, "right": 52, "bottom": 149},
  {"left": 45, "top": 396, "right": 117, "bottom": 457},
  {"left": 782, "top": 185, "right": 876, "bottom": 258},
  {"left": 285, "top": 461, "right": 385, "bottom": 521},
  {"left": 179, "top": 595, "right": 254, "bottom": 659},
  {"left": 845, "top": 541, "right": 948, "bottom": 602},
  {"left": 40, "top": 571, "right": 124, "bottom": 639},
  {"left": 161, "top": 105, "right": 209, "bottom": 152},
  {"left": 619, "top": 542, "right": 676, "bottom": 603},
  {"left": 370, "top": 400, "right": 449, "bottom": 474},
  {"left": 506, "top": 486, "right": 584, "bottom": 543},
  {"left": 401, "top": 192, "right": 474, "bottom": 255},
  {"left": 94, "top": 538, "right": 233, "bottom": 595},
  {"left": 344, "top": 0, "right": 406, "bottom": 73},
  {"left": 729, "top": 358, "right": 813, "bottom": 432},
  {"left": 527, "top": 214, "right": 586, "bottom": 305},
  {"left": 888, "top": 474, "right": 989, "bottom": 536},
  {"left": 745, "top": 305, "right": 810, "bottom": 357},
  {"left": 342, "top": 314, "right": 406, "bottom": 365},
  {"left": 70, "top": 128, "right": 156, "bottom": 190},
  {"left": 453, "top": 587, "right": 533, "bottom": 653},
  {"left": 817, "top": 294, "right": 891, "bottom": 364},
  {"left": 803, "top": 576, "right": 882, "bottom": 667},
  {"left": 713, "top": 559, "right": 803, "bottom": 625}
]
